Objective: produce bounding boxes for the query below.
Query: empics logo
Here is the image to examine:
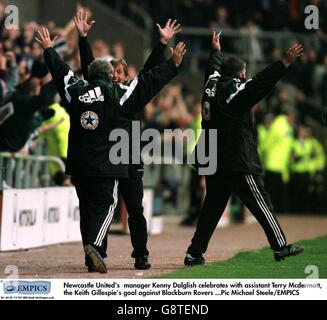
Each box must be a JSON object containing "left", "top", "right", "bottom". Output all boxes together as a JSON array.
[
  {"left": 3, "top": 281, "right": 51, "bottom": 295},
  {"left": 79, "top": 86, "right": 104, "bottom": 104}
]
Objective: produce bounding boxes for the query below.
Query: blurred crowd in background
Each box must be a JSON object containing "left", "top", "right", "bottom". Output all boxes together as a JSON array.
[
  {"left": 106, "top": 0, "right": 327, "bottom": 33},
  {"left": 0, "top": 0, "right": 326, "bottom": 217}
]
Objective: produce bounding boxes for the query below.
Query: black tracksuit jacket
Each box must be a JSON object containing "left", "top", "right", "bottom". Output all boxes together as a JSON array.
[
  {"left": 44, "top": 47, "right": 177, "bottom": 178},
  {"left": 201, "top": 50, "right": 288, "bottom": 176},
  {"left": 79, "top": 37, "right": 166, "bottom": 177}
]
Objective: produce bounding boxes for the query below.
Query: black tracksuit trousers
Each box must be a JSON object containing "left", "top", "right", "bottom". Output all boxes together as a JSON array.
[
  {"left": 73, "top": 177, "right": 119, "bottom": 256},
  {"left": 119, "top": 175, "right": 149, "bottom": 258},
  {"left": 98, "top": 174, "right": 149, "bottom": 259},
  {"left": 187, "top": 172, "right": 287, "bottom": 256}
]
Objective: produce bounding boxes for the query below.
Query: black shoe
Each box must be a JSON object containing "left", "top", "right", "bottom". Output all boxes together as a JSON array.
[
  {"left": 134, "top": 256, "right": 151, "bottom": 270},
  {"left": 85, "top": 255, "right": 96, "bottom": 273},
  {"left": 274, "top": 245, "right": 304, "bottom": 262},
  {"left": 84, "top": 244, "right": 107, "bottom": 273},
  {"left": 85, "top": 251, "right": 107, "bottom": 272},
  {"left": 184, "top": 253, "right": 205, "bottom": 267}
]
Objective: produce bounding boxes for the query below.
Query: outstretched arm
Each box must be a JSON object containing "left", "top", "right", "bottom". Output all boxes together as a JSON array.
[
  {"left": 74, "top": 10, "right": 96, "bottom": 80},
  {"left": 121, "top": 42, "right": 186, "bottom": 117},
  {"left": 143, "top": 19, "right": 182, "bottom": 72},
  {"left": 228, "top": 43, "right": 304, "bottom": 111},
  {"left": 36, "top": 27, "right": 80, "bottom": 106}
]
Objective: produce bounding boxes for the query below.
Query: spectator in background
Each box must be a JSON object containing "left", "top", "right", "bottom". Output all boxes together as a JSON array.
[
  {"left": 283, "top": 49, "right": 317, "bottom": 99},
  {"left": 92, "top": 39, "right": 113, "bottom": 61},
  {"left": 40, "top": 102, "right": 70, "bottom": 186},
  {"left": 41, "top": 102, "right": 70, "bottom": 164},
  {"left": 210, "top": 6, "right": 230, "bottom": 30},
  {"left": 239, "top": 19, "right": 263, "bottom": 62},
  {"left": 289, "top": 126, "right": 312, "bottom": 213},
  {"left": 17, "top": 22, "right": 39, "bottom": 62},
  {"left": 269, "top": 81, "right": 299, "bottom": 115},
  {"left": 180, "top": 100, "right": 203, "bottom": 226},
  {"left": 112, "top": 41, "right": 125, "bottom": 60},
  {"left": 2, "top": 29, "right": 21, "bottom": 53},
  {"left": 307, "top": 130, "right": 326, "bottom": 213},
  {"left": 257, "top": 113, "right": 274, "bottom": 168},
  {"left": 0, "top": 71, "right": 57, "bottom": 152},
  {"left": 269, "top": 46, "right": 283, "bottom": 63},
  {"left": 264, "top": 108, "right": 296, "bottom": 213},
  {"left": 30, "top": 41, "right": 44, "bottom": 60},
  {"left": 20, "top": 108, "right": 56, "bottom": 155},
  {"left": 301, "top": 48, "right": 318, "bottom": 98},
  {"left": 0, "top": 50, "right": 19, "bottom": 95}
]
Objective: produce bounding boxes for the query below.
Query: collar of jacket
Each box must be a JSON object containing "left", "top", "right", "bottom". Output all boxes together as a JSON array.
[{"left": 89, "top": 78, "right": 110, "bottom": 86}]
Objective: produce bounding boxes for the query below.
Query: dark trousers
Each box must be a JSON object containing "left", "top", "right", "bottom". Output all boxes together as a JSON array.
[
  {"left": 73, "top": 177, "right": 118, "bottom": 256},
  {"left": 187, "top": 172, "right": 287, "bottom": 256},
  {"left": 119, "top": 176, "right": 149, "bottom": 258},
  {"left": 188, "top": 169, "right": 202, "bottom": 221},
  {"left": 182, "top": 169, "right": 202, "bottom": 224}
]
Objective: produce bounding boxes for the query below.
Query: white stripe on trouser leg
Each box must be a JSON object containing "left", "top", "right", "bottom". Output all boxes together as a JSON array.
[
  {"left": 244, "top": 175, "right": 283, "bottom": 248},
  {"left": 94, "top": 180, "right": 119, "bottom": 247},
  {"left": 246, "top": 175, "right": 286, "bottom": 247},
  {"left": 248, "top": 175, "right": 286, "bottom": 247},
  {"left": 245, "top": 175, "right": 284, "bottom": 248},
  {"left": 94, "top": 180, "right": 119, "bottom": 246},
  {"left": 244, "top": 175, "right": 285, "bottom": 248}
]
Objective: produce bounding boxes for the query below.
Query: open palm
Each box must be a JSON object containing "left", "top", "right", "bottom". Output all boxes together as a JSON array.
[
  {"left": 74, "top": 10, "right": 95, "bottom": 37},
  {"left": 156, "top": 19, "right": 181, "bottom": 45},
  {"left": 35, "top": 27, "right": 58, "bottom": 49}
]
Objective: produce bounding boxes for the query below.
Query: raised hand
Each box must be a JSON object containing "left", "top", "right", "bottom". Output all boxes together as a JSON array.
[
  {"left": 212, "top": 30, "right": 221, "bottom": 51},
  {"left": 73, "top": 10, "right": 95, "bottom": 37},
  {"left": 156, "top": 19, "right": 182, "bottom": 45},
  {"left": 171, "top": 42, "right": 186, "bottom": 67},
  {"left": 283, "top": 44, "right": 304, "bottom": 68},
  {"left": 35, "top": 27, "right": 58, "bottom": 49}
]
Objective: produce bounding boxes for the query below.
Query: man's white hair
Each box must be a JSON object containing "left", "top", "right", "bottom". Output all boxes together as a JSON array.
[{"left": 88, "top": 58, "right": 114, "bottom": 82}]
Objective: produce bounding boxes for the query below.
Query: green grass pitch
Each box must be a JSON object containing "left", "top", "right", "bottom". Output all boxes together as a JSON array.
[{"left": 156, "top": 235, "right": 327, "bottom": 279}]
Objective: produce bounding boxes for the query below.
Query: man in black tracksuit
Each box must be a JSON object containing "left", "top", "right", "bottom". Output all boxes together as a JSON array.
[
  {"left": 36, "top": 27, "right": 185, "bottom": 273},
  {"left": 185, "top": 32, "right": 304, "bottom": 266},
  {"left": 75, "top": 11, "right": 181, "bottom": 269}
]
